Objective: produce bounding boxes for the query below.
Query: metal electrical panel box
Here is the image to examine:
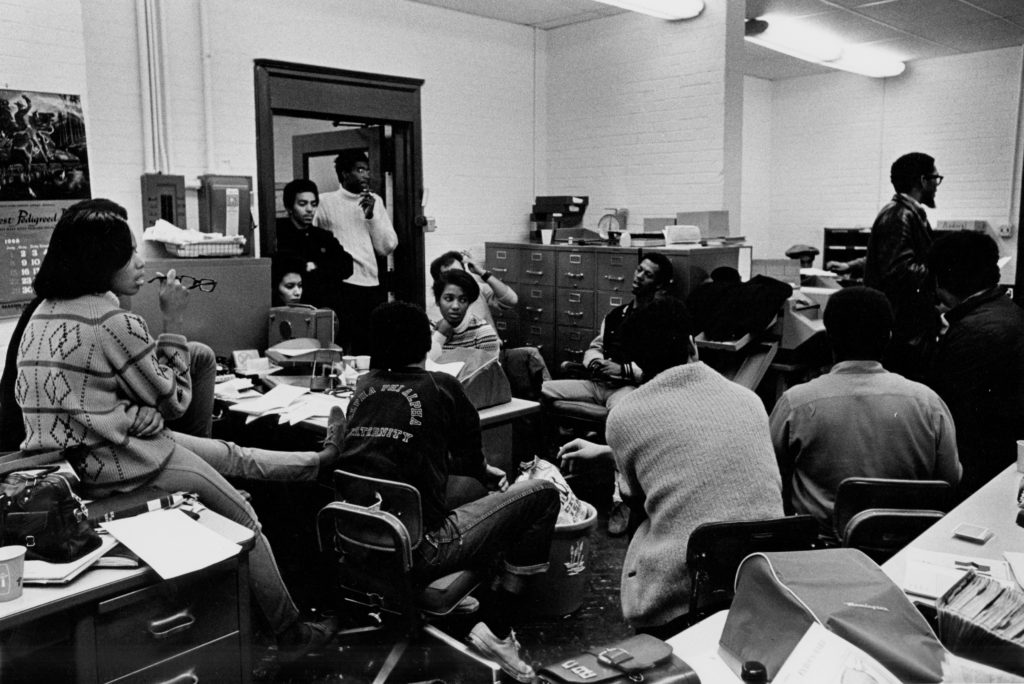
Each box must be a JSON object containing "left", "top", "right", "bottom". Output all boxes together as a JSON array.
[
  {"left": 141, "top": 174, "right": 187, "bottom": 228},
  {"left": 198, "top": 175, "right": 253, "bottom": 255}
]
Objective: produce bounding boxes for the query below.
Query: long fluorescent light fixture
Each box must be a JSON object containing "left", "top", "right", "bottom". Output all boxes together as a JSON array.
[
  {"left": 594, "top": 0, "right": 704, "bottom": 21},
  {"left": 746, "top": 15, "right": 905, "bottom": 78}
]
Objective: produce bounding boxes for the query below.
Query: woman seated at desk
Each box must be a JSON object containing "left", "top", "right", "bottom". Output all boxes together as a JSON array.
[
  {"left": 8, "top": 199, "right": 342, "bottom": 661},
  {"left": 272, "top": 251, "right": 305, "bottom": 306},
  {"left": 429, "top": 268, "right": 500, "bottom": 361}
]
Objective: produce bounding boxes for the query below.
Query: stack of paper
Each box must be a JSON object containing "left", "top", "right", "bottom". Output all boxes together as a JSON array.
[
  {"left": 228, "top": 384, "right": 309, "bottom": 423},
  {"left": 901, "top": 548, "right": 1015, "bottom": 600},
  {"left": 937, "top": 572, "right": 1024, "bottom": 676}
]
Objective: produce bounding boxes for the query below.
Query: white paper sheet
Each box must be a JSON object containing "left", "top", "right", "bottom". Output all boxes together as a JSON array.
[
  {"left": 1004, "top": 551, "right": 1024, "bottom": 589},
  {"left": 904, "top": 548, "right": 1013, "bottom": 582},
  {"left": 101, "top": 509, "right": 241, "bottom": 580},
  {"left": 425, "top": 359, "right": 464, "bottom": 377},
  {"left": 280, "top": 394, "right": 349, "bottom": 425},
  {"left": 228, "top": 383, "right": 308, "bottom": 416},
  {"left": 773, "top": 623, "right": 901, "bottom": 684}
]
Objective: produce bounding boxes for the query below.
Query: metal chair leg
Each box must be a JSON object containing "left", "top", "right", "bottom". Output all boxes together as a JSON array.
[{"left": 371, "top": 638, "right": 409, "bottom": 684}]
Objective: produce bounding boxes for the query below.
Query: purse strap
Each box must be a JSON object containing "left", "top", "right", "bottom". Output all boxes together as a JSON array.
[{"left": 0, "top": 447, "right": 83, "bottom": 478}]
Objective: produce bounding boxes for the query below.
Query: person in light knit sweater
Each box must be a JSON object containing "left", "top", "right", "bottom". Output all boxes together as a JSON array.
[
  {"left": 428, "top": 268, "right": 500, "bottom": 362},
  {"left": 559, "top": 297, "right": 784, "bottom": 636},
  {"left": 314, "top": 149, "right": 398, "bottom": 354},
  {"left": 14, "top": 199, "right": 342, "bottom": 661}
]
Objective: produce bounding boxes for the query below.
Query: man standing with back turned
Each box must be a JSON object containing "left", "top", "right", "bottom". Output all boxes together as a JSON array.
[{"left": 314, "top": 150, "right": 398, "bottom": 354}]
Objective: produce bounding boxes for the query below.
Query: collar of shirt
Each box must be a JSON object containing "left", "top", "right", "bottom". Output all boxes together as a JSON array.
[
  {"left": 829, "top": 359, "right": 887, "bottom": 375},
  {"left": 897, "top": 192, "right": 928, "bottom": 217}
]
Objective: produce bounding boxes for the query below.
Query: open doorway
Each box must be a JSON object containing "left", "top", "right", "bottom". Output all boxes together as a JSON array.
[{"left": 254, "top": 60, "right": 425, "bottom": 307}]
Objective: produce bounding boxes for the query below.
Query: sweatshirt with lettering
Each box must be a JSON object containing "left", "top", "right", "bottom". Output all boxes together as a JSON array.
[{"left": 339, "top": 367, "right": 485, "bottom": 530}]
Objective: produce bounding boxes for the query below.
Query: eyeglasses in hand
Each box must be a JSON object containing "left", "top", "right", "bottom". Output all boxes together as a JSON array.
[{"left": 148, "top": 275, "right": 218, "bottom": 292}]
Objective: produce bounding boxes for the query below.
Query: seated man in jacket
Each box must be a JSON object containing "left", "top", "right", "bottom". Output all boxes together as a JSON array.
[
  {"left": 770, "top": 286, "right": 960, "bottom": 535},
  {"left": 339, "top": 301, "right": 558, "bottom": 682},
  {"left": 927, "top": 231, "right": 1024, "bottom": 499},
  {"left": 558, "top": 297, "right": 784, "bottom": 637}
]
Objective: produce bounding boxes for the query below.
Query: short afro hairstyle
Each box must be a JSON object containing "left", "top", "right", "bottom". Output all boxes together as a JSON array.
[
  {"left": 334, "top": 149, "right": 369, "bottom": 175},
  {"left": 929, "top": 230, "right": 1000, "bottom": 298},
  {"left": 282, "top": 179, "right": 318, "bottom": 209},
  {"left": 823, "top": 286, "right": 894, "bottom": 362},
  {"left": 432, "top": 268, "right": 480, "bottom": 304},
  {"left": 640, "top": 252, "right": 674, "bottom": 289},
  {"left": 620, "top": 296, "right": 693, "bottom": 381},
  {"left": 429, "top": 251, "right": 465, "bottom": 281},
  {"left": 890, "top": 152, "right": 935, "bottom": 194},
  {"left": 369, "top": 301, "right": 432, "bottom": 370}
]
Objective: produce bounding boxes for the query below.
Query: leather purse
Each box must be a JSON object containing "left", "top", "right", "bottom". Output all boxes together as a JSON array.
[
  {"left": 537, "top": 634, "right": 701, "bottom": 683},
  {"left": 0, "top": 449, "right": 102, "bottom": 563}
]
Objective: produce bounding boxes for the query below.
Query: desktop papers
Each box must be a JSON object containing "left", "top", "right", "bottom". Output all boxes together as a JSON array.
[
  {"left": 227, "top": 383, "right": 348, "bottom": 425},
  {"left": 23, "top": 535, "right": 118, "bottom": 585},
  {"left": 773, "top": 623, "right": 900, "bottom": 684},
  {"left": 902, "top": 548, "right": 1014, "bottom": 600},
  {"left": 426, "top": 359, "right": 464, "bottom": 377},
  {"left": 100, "top": 509, "right": 241, "bottom": 580}
]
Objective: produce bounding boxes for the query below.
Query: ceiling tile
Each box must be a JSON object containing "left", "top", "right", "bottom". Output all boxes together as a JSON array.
[
  {"left": 856, "top": 0, "right": 995, "bottom": 33},
  {"left": 937, "top": 18, "right": 1024, "bottom": 52},
  {"left": 753, "top": 0, "right": 833, "bottom": 19},
  {"left": 962, "top": 0, "right": 1024, "bottom": 19}
]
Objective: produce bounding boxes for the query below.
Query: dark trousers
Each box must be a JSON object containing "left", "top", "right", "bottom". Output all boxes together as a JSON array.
[{"left": 335, "top": 282, "right": 387, "bottom": 355}]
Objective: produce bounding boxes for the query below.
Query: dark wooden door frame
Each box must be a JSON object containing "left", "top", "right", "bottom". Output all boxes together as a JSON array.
[{"left": 254, "top": 60, "right": 425, "bottom": 308}]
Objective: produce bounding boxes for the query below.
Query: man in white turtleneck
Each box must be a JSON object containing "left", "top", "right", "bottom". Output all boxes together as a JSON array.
[{"left": 314, "top": 149, "right": 398, "bottom": 354}]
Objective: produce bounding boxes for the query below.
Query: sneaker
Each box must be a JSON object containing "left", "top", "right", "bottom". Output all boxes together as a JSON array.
[
  {"left": 452, "top": 594, "right": 480, "bottom": 615},
  {"left": 607, "top": 500, "right": 630, "bottom": 537},
  {"left": 277, "top": 616, "right": 339, "bottom": 663},
  {"left": 323, "top": 405, "right": 347, "bottom": 452},
  {"left": 467, "top": 622, "right": 535, "bottom": 683}
]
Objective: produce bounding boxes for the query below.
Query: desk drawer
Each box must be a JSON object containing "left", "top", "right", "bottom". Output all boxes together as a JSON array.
[
  {"left": 518, "top": 249, "right": 556, "bottom": 286},
  {"left": 596, "top": 252, "right": 636, "bottom": 293},
  {"left": 557, "top": 250, "right": 595, "bottom": 290},
  {"left": 556, "top": 289, "right": 595, "bottom": 329},
  {"left": 106, "top": 632, "right": 242, "bottom": 684},
  {"left": 95, "top": 563, "right": 239, "bottom": 682}
]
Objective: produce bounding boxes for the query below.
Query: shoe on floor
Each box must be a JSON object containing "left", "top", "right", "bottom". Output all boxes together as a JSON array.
[
  {"left": 277, "top": 616, "right": 339, "bottom": 663},
  {"left": 607, "top": 500, "right": 630, "bottom": 537},
  {"left": 452, "top": 593, "right": 480, "bottom": 615},
  {"left": 467, "top": 622, "right": 535, "bottom": 683}
]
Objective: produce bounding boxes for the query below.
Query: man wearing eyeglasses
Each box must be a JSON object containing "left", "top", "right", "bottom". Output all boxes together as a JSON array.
[{"left": 857, "top": 152, "right": 943, "bottom": 381}]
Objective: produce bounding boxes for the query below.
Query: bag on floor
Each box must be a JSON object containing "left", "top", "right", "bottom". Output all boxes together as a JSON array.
[
  {"left": 720, "top": 549, "right": 945, "bottom": 683},
  {"left": 537, "top": 634, "right": 700, "bottom": 684},
  {"left": 0, "top": 449, "right": 102, "bottom": 563},
  {"left": 516, "top": 456, "right": 587, "bottom": 525}
]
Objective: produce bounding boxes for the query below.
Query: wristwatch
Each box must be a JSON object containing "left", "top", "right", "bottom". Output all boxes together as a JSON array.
[{"left": 481, "top": 271, "right": 493, "bottom": 282}]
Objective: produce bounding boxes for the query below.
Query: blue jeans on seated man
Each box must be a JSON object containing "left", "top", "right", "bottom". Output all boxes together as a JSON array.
[{"left": 415, "top": 479, "right": 559, "bottom": 587}]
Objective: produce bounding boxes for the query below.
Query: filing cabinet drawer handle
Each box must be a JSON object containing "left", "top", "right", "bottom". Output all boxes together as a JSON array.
[
  {"left": 525, "top": 269, "right": 545, "bottom": 276},
  {"left": 492, "top": 267, "right": 508, "bottom": 274},
  {"left": 603, "top": 275, "right": 625, "bottom": 282},
  {"left": 565, "top": 311, "right": 585, "bottom": 317},
  {"left": 565, "top": 272, "right": 585, "bottom": 279},
  {"left": 148, "top": 610, "right": 197, "bottom": 640},
  {"left": 526, "top": 306, "right": 544, "bottom": 314},
  {"left": 155, "top": 673, "right": 199, "bottom": 684}
]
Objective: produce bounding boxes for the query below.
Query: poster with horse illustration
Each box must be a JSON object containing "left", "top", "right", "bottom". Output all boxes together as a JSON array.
[{"left": 0, "top": 88, "right": 90, "bottom": 313}]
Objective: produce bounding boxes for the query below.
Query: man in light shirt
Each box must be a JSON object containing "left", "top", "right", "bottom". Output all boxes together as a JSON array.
[{"left": 314, "top": 149, "right": 398, "bottom": 354}]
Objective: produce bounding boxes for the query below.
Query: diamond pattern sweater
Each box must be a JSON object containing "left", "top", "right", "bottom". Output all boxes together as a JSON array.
[{"left": 15, "top": 293, "right": 192, "bottom": 494}]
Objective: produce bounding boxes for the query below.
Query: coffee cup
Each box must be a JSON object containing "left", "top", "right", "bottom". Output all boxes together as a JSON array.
[
  {"left": 0, "top": 545, "right": 26, "bottom": 602},
  {"left": 355, "top": 355, "right": 371, "bottom": 371},
  {"left": 541, "top": 228, "right": 554, "bottom": 245},
  {"left": 342, "top": 355, "right": 357, "bottom": 369}
]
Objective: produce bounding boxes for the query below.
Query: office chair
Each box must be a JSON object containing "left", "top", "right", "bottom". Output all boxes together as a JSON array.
[
  {"left": 832, "top": 477, "right": 953, "bottom": 544},
  {"left": 316, "top": 470, "right": 501, "bottom": 684},
  {"left": 684, "top": 514, "right": 819, "bottom": 627},
  {"left": 841, "top": 508, "right": 945, "bottom": 564}
]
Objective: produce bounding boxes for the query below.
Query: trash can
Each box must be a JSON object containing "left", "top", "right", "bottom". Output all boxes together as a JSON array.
[{"left": 525, "top": 501, "right": 598, "bottom": 618}]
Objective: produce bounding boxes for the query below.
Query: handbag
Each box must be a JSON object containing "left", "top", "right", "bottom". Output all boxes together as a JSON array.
[
  {"left": 0, "top": 448, "right": 102, "bottom": 563},
  {"left": 537, "top": 634, "right": 700, "bottom": 683}
]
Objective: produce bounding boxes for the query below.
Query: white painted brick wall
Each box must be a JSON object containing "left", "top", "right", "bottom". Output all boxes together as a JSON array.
[
  {"left": 756, "top": 47, "right": 1022, "bottom": 267},
  {"left": 0, "top": 0, "right": 87, "bottom": 373}
]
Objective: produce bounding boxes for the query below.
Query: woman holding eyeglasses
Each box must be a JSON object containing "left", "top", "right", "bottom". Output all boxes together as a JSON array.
[{"left": 9, "top": 199, "right": 342, "bottom": 660}]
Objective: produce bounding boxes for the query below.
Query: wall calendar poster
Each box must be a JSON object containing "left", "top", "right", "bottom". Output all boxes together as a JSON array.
[{"left": 0, "top": 88, "right": 90, "bottom": 315}]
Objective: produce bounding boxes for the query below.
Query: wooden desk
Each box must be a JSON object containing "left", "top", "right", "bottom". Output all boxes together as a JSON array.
[
  {"left": 0, "top": 510, "right": 255, "bottom": 684},
  {"left": 882, "top": 464, "right": 1024, "bottom": 594}
]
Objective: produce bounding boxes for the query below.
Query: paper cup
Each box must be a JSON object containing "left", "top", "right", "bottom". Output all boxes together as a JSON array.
[
  {"left": 342, "top": 355, "right": 357, "bottom": 368},
  {"left": 0, "top": 545, "right": 26, "bottom": 602},
  {"left": 1017, "top": 439, "right": 1024, "bottom": 473},
  {"left": 355, "top": 355, "right": 371, "bottom": 371},
  {"left": 541, "top": 228, "right": 554, "bottom": 245}
]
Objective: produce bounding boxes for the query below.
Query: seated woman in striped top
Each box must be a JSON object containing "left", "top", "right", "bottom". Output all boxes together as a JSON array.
[{"left": 428, "top": 268, "right": 500, "bottom": 361}]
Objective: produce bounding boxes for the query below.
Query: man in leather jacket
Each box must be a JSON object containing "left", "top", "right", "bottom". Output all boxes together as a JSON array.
[{"left": 864, "top": 152, "right": 943, "bottom": 380}]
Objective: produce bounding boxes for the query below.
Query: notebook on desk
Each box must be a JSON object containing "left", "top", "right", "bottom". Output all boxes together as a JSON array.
[{"left": 23, "top": 534, "right": 119, "bottom": 585}]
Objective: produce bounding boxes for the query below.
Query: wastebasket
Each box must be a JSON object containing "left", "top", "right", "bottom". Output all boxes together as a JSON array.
[{"left": 525, "top": 501, "right": 598, "bottom": 618}]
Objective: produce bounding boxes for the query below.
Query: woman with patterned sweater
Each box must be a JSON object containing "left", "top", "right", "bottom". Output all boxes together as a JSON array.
[{"left": 13, "top": 199, "right": 341, "bottom": 660}]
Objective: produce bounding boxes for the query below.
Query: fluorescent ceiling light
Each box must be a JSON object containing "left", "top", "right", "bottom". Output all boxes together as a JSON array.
[
  {"left": 593, "top": 0, "right": 704, "bottom": 21},
  {"left": 745, "top": 15, "right": 905, "bottom": 78}
]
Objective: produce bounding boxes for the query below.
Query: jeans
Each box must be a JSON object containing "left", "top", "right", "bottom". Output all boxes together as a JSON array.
[
  {"left": 148, "top": 431, "right": 321, "bottom": 635},
  {"left": 167, "top": 341, "right": 217, "bottom": 438},
  {"left": 540, "top": 378, "right": 636, "bottom": 411},
  {"left": 415, "top": 479, "right": 559, "bottom": 585}
]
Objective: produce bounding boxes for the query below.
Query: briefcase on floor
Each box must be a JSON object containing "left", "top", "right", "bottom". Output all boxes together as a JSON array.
[{"left": 268, "top": 305, "right": 336, "bottom": 348}]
